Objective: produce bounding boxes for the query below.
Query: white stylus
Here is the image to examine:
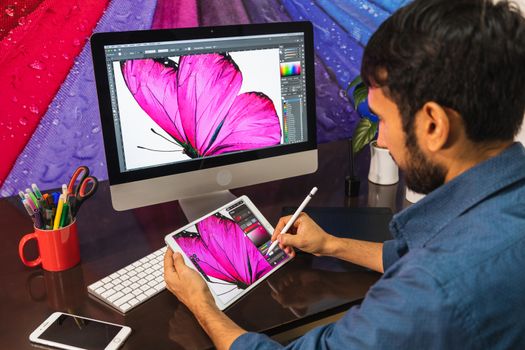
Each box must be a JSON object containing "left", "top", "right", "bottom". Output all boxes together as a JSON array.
[{"left": 267, "top": 187, "right": 318, "bottom": 255}]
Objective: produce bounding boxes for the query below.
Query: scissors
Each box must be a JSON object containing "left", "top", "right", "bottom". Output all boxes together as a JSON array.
[{"left": 67, "top": 165, "right": 98, "bottom": 217}]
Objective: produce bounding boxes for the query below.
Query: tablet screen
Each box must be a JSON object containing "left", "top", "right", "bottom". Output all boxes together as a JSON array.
[{"left": 173, "top": 199, "right": 288, "bottom": 304}]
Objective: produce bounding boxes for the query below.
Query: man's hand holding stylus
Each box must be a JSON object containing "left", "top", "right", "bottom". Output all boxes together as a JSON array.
[{"left": 272, "top": 213, "right": 336, "bottom": 257}]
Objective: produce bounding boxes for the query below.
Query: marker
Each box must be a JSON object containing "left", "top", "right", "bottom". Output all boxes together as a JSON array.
[
  {"left": 22, "top": 199, "right": 35, "bottom": 216},
  {"left": 52, "top": 192, "right": 60, "bottom": 205},
  {"left": 267, "top": 187, "right": 318, "bottom": 255},
  {"left": 62, "top": 184, "right": 68, "bottom": 197},
  {"left": 24, "top": 194, "right": 37, "bottom": 211},
  {"left": 25, "top": 188, "right": 39, "bottom": 208},
  {"left": 33, "top": 208, "right": 43, "bottom": 229},
  {"left": 31, "top": 183, "right": 43, "bottom": 199},
  {"left": 18, "top": 191, "right": 25, "bottom": 200}
]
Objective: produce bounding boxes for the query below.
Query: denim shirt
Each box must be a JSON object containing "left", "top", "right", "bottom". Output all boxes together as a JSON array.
[{"left": 231, "top": 143, "right": 525, "bottom": 350}]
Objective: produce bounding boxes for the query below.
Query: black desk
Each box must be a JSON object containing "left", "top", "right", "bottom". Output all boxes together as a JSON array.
[{"left": 0, "top": 140, "right": 407, "bottom": 349}]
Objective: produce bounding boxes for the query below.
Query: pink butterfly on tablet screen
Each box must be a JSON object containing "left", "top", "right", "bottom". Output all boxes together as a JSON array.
[
  {"left": 121, "top": 54, "right": 281, "bottom": 157},
  {"left": 175, "top": 213, "right": 273, "bottom": 290}
]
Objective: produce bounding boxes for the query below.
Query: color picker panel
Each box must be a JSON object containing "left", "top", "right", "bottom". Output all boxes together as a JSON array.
[{"left": 280, "top": 61, "right": 301, "bottom": 76}]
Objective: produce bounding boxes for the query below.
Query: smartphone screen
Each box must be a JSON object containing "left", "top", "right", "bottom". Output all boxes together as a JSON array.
[{"left": 38, "top": 314, "right": 123, "bottom": 349}]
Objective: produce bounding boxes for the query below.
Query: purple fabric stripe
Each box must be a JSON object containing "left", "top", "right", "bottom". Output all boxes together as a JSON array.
[
  {"left": 199, "top": 0, "right": 250, "bottom": 26},
  {"left": 243, "top": 0, "right": 359, "bottom": 143},
  {"left": 152, "top": 0, "right": 198, "bottom": 29},
  {"left": 0, "top": 0, "right": 157, "bottom": 197}
]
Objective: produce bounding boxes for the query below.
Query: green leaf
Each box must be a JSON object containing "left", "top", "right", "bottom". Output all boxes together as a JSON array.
[
  {"left": 345, "top": 75, "right": 368, "bottom": 110},
  {"left": 346, "top": 75, "right": 363, "bottom": 92},
  {"left": 352, "top": 118, "right": 378, "bottom": 154},
  {"left": 352, "top": 83, "right": 368, "bottom": 109}
]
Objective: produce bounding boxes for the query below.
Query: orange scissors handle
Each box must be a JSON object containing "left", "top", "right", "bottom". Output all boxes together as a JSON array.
[
  {"left": 78, "top": 176, "right": 98, "bottom": 199},
  {"left": 67, "top": 166, "right": 90, "bottom": 195}
]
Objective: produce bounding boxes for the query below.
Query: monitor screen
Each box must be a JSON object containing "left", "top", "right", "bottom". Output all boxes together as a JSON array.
[
  {"left": 105, "top": 32, "right": 308, "bottom": 172},
  {"left": 91, "top": 22, "right": 317, "bottom": 211}
]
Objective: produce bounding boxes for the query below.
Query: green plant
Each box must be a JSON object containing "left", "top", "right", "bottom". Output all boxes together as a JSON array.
[{"left": 346, "top": 75, "right": 378, "bottom": 154}]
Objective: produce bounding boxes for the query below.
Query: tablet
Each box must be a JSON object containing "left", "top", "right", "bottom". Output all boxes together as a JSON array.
[{"left": 164, "top": 196, "right": 292, "bottom": 310}]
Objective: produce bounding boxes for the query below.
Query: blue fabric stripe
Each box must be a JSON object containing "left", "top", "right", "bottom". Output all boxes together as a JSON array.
[
  {"left": 369, "top": 0, "right": 411, "bottom": 13},
  {"left": 282, "top": 0, "right": 364, "bottom": 89},
  {"left": 316, "top": 0, "right": 390, "bottom": 45}
]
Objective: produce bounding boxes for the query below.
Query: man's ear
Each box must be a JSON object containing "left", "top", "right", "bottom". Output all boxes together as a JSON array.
[{"left": 416, "top": 102, "right": 451, "bottom": 153}]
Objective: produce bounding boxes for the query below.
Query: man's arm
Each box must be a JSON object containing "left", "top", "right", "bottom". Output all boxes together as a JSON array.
[
  {"left": 323, "top": 237, "right": 384, "bottom": 273},
  {"left": 273, "top": 213, "right": 385, "bottom": 273},
  {"left": 191, "top": 300, "right": 246, "bottom": 350}
]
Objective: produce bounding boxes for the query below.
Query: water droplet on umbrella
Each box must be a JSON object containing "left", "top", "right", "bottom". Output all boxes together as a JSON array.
[
  {"left": 62, "top": 53, "right": 70, "bottom": 60},
  {"left": 22, "top": 169, "right": 29, "bottom": 175},
  {"left": 41, "top": 163, "right": 67, "bottom": 183},
  {"left": 52, "top": 119, "right": 59, "bottom": 126},
  {"left": 75, "top": 107, "right": 82, "bottom": 120},
  {"left": 6, "top": 123, "right": 13, "bottom": 130},
  {"left": 0, "top": 188, "right": 14, "bottom": 197},
  {"left": 72, "top": 38, "right": 81, "bottom": 46},
  {"left": 5, "top": 7, "right": 14, "bottom": 17},
  {"left": 29, "top": 105, "right": 39, "bottom": 114},
  {"left": 29, "top": 60, "right": 46, "bottom": 70},
  {"left": 42, "top": 52, "right": 49, "bottom": 59},
  {"left": 74, "top": 143, "right": 98, "bottom": 160},
  {"left": 19, "top": 117, "right": 28, "bottom": 126},
  {"left": 91, "top": 126, "right": 100, "bottom": 133},
  {"left": 18, "top": 16, "right": 25, "bottom": 25}
]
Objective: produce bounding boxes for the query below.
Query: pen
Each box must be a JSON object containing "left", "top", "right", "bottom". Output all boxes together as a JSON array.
[
  {"left": 59, "top": 202, "right": 70, "bottom": 228},
  {"left": 18, "top": 190, "right": 25, "bottom": 200},
  {"left": 267, "top": 187, "right": 318, "bottom": 255},
  {"left": 53, "top": 194, "right": 65, "bottom": 230}
]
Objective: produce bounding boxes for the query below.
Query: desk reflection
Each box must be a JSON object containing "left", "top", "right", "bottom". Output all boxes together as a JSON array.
[
  {"left": 27, "top": 265, "right": 85, "bottom": 313},
  {"left": 169, "top": 303, "right": 212, "bottom": 350},
  {"left": 266, "top": 255, "right": 380, "bottom": 317}
]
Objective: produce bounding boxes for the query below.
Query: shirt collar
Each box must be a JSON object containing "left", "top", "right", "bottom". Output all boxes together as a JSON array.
[{"left": 390, "top": 142, "right": 525, "bottom": 249}]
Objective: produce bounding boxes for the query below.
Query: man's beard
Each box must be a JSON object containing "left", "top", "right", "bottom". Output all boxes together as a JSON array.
[{"left": 402, "top": 130, "right": 447, "bottom": 195}]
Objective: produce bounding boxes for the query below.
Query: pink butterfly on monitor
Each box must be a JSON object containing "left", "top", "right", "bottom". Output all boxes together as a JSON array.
[
  {"left": 175, "top": 213, "right": 273, "bottom": 290},
  {"left": 121, "top": 54, "right": 281, "bottom": 157}
]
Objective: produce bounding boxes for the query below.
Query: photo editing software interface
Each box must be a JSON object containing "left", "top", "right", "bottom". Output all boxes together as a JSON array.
[
  {"left": 173, "top": 199, "right": 288, "bottom": 304},
  {"left": 103, "top": 32, "right": 309, "bottom": 172}
]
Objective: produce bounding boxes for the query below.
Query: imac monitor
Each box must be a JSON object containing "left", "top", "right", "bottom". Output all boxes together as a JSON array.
[{"left": 91, "top": 22, "right": 317, "bottom": 215}]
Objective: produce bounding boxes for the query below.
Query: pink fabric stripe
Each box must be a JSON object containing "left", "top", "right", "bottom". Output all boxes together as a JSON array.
[{"left": 152, "top": 0, "right": 198, "bottom": 29}]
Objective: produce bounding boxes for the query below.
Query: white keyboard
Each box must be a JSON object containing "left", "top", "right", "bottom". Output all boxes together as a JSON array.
[{"left": 88, "top": 246, "right": 167, "bottom": 314}]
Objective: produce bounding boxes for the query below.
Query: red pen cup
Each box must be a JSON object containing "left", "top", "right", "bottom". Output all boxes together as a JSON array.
[{"left": 18, "top": 220, "right": 80, "bottom": 272}]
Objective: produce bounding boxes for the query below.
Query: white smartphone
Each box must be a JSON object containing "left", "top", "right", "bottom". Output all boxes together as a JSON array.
[{"left": 29, "top": 312, "right": 131, "bottom": 350}]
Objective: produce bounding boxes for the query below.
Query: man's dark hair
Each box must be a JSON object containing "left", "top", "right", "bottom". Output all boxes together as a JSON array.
[{"left": 361, "top": 0, "right": 525, "bottom": 142}]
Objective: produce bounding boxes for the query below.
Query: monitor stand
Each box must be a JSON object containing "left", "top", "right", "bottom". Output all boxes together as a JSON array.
[{"left": 178, "top": 190, "right": 237, "bottom": 222}]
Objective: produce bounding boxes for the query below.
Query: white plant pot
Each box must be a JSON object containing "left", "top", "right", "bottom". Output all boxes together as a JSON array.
[
  {"left": 368, "top": 141, "right": 399, "bottom": 185},
  {"left": 405, "top": 187, "right": 426, "bottom": 203}
]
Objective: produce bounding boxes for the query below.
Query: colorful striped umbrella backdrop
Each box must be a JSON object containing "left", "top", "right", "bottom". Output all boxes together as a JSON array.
[{"left": 0, "top": 0, "right": 408, "bottom": 197}]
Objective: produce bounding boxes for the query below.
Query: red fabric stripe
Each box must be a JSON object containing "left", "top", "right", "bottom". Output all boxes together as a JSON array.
[
  {"left": 0, "top": 0, "right": 110, "bottom": 187},
  {"left": 0, "top": 0, "right": 44, "bottom": 41}
]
